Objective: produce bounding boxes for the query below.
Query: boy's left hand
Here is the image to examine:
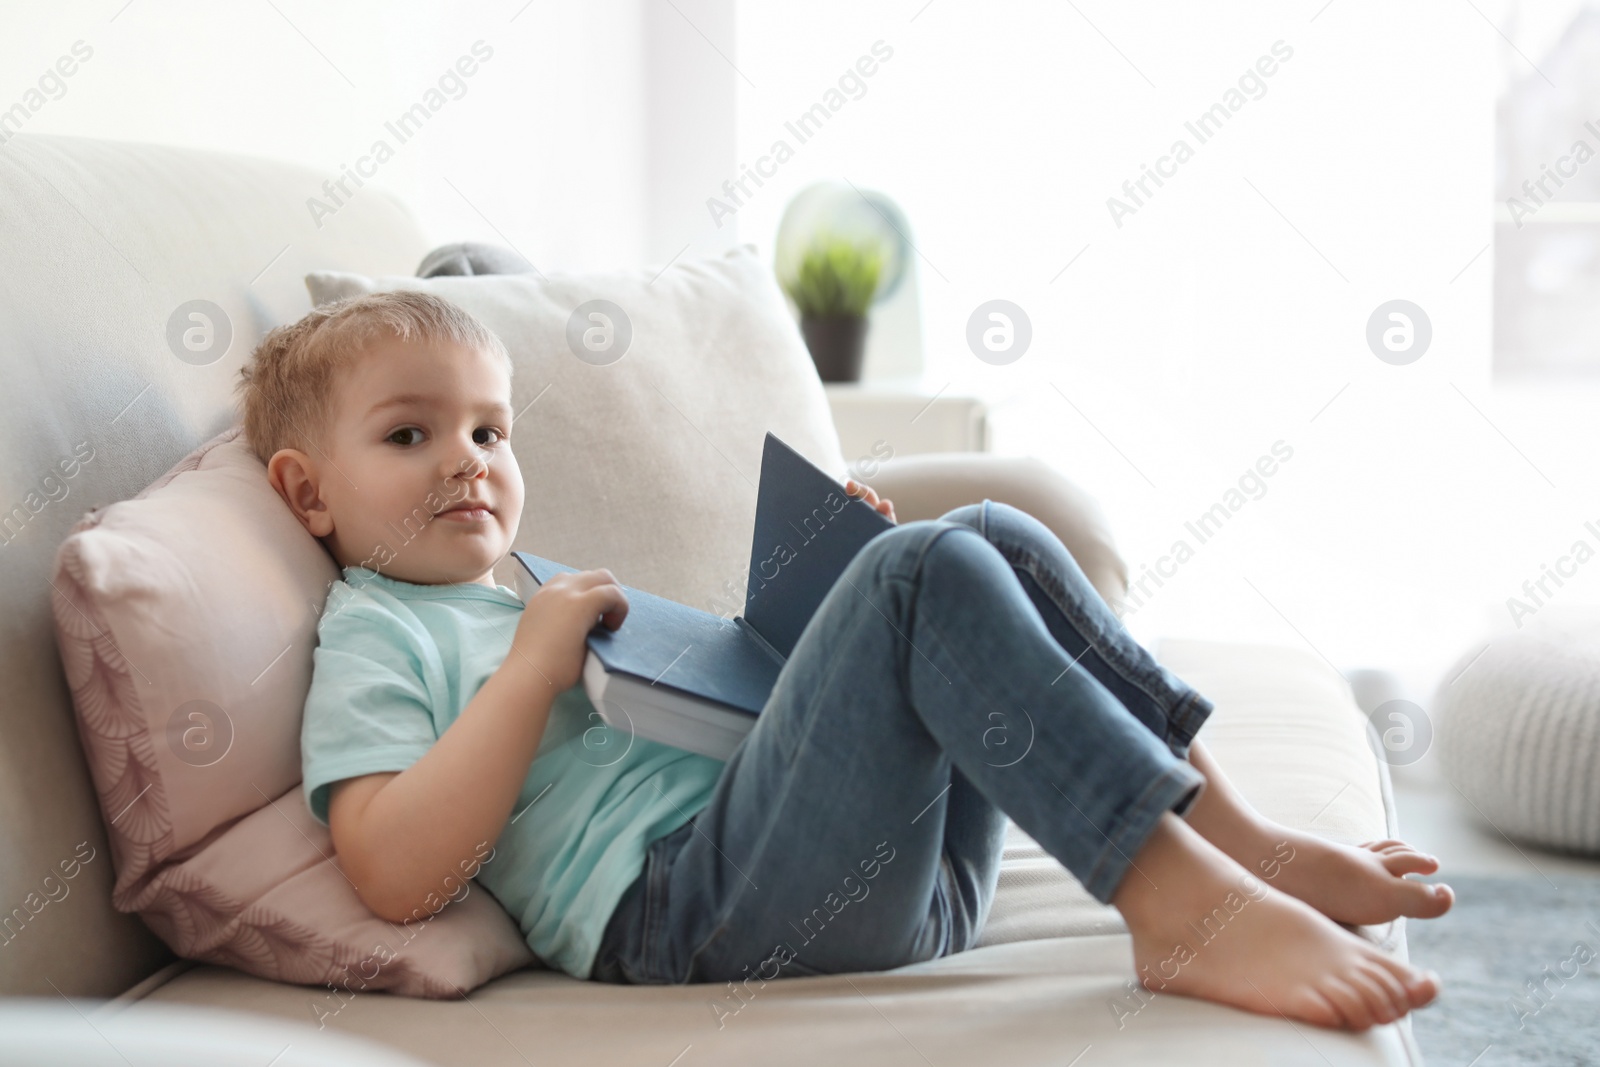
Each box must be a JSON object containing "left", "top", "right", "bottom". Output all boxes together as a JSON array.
[{"left": 845, "top": 478, "right": 896, "bottom": 524}]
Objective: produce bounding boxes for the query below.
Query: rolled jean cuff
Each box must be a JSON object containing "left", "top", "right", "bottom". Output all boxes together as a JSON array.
[
  {"left": 1081, "top": 758, "right": 1206, "bottom": 904},
  {"left": 1164, "top": 689, "right": 1215, "bottom": 759}
]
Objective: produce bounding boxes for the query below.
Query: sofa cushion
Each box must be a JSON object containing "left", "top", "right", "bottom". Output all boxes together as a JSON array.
[
  {"left": 306, "top": 242, "right": 851, "bottom": 610},
  {"left": 51, "top": 426, "right": 534, "bottom": 998}
]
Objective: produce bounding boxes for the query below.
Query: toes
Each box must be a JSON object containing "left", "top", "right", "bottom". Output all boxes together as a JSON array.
[
  {"left": 1411, "top": 969, "right": 1442, "bottom": 1008},
  {"left": 1373, "top": 954, "right": 1441, "bottom": 1008},
  {"left": 1380, "top": 850, "right": 1440, "bottom": 877},
  {"left": 1321, "top": 977, "right": 1377, "bottom": 1031},
  {"left": 1365, "top": 839, "right": 1440, "bottom": 863},
  {"left": 1347, "top": 969, "right": 1401, "bottom": 1025},
  {"left": 1284, "top": 987, "right": 1344, "bottom": 1030},
  {"left": 1359, "top": 962, "right": 1411, "bottom": 1023},
  {"left": 1428, "top": 882, "right": 1455, "bottom": 915},
  {"left": 1407, "top": 968, "right": 1442, "bottom": 1008},
  {"left": 1401, "top": 880, "right": 1454, "bottom": 919}
]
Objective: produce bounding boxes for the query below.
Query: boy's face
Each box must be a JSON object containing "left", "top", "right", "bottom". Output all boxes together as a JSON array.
[{"left": 271, "top": 332, "right": 524, "bottom": 588}]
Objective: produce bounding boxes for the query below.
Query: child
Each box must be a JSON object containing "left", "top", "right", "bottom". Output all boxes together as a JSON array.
[{"left": 238, "top": 290, "right": 1452, "bottom": 1032}]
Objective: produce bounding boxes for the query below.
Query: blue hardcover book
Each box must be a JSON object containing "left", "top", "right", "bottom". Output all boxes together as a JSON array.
[{"left": 512, "top": 432, "right": 896, "bottom": 759}]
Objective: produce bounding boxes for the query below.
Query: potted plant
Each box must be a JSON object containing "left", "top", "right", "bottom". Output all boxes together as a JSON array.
[{"left": 781, "top": 234, "right": 884, "bottom": 382}]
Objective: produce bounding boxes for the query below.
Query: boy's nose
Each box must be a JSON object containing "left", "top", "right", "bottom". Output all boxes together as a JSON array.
[{"left": 446, "top": 447, "right": 489, "bottom": 481}]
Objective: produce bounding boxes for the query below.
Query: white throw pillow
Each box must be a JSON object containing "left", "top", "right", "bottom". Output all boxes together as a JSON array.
[{"left": 307, "top": 244, "right": 848, "bottom": 613}]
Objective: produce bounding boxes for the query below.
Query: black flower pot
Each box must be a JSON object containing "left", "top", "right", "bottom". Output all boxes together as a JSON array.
[{"left": 800, "top": 314, "right": 869, "bottom": 383}]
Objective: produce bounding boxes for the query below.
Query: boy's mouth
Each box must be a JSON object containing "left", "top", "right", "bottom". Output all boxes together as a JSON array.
[{"left": 435, "top": 499, "right": 494, "bottom": 522}]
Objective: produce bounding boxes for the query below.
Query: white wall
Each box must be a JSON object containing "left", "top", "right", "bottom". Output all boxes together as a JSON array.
[
  {"left": 0, "top": 0, "right": 732, "bottom": 272},
  {"left": 734, "top": 0, "right": 1600, "bottom": 704},
  {"left": 642, "top": 0, "right": 740, "bottom": 265}
]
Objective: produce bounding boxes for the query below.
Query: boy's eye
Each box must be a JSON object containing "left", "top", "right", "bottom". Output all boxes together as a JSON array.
[{"left": 388, "top": 426, "right": 505, "bottom": 447}]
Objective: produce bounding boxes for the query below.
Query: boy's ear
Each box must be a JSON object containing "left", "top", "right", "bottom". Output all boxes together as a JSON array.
[{"left": 266, "top": 448, "right": 335, "bottom": 538}]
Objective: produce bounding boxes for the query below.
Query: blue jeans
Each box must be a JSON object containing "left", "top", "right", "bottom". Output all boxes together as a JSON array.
[{"left": 590, "top": 499, "right": 1214, "bottom": 985}]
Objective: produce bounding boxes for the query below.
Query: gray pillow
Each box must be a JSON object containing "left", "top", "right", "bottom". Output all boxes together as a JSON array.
[{"left": 416, "top": 242, "right": 536, "bottom": 278}]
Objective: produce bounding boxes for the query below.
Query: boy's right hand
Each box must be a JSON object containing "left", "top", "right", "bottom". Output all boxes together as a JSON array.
[{"left": 508, "top": 569, "right": 629, "bottom": 691}]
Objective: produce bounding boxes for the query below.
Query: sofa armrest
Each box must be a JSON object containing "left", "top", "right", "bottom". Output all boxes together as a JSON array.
[{"left": 862, "top": 452, "right": 1130, "bottom": 613}]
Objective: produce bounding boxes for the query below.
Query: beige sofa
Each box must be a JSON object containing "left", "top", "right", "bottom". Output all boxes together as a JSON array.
[{"left": 0, "top": 133, "right": 1419, "bottom": 1065}]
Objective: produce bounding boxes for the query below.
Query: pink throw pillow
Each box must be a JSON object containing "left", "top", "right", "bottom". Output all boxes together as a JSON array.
[{"left": 51, "top": 425, "right": 534, "bottom": 998}]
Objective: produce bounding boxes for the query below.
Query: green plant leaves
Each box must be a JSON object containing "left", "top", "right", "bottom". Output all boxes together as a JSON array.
[{"left": 781, "top": 233, "right": 885, "bottom": 318}]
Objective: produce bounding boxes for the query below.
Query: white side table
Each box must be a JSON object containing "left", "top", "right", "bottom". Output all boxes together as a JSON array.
[{"left": 824, "top": 376, "right": 992, "bottom": 469}]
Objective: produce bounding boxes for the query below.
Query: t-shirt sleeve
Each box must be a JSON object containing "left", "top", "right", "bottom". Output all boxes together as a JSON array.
[{"left": 301, "top": 598, "right": 439, "bottom": 827}]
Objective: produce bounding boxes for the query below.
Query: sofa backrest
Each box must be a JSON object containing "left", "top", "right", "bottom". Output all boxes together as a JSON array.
[{"left": 0, "top": 133, "right": 431, "bottom": 997}]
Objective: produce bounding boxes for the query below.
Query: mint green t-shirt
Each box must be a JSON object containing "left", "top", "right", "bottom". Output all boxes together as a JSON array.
[{"left": 300, "top": 565, "right": 725, "bottom": 979}]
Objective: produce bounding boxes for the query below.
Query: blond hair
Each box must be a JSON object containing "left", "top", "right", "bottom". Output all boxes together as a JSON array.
[{"left": 234, "top": 289, "right": 511, "bottom": 465}]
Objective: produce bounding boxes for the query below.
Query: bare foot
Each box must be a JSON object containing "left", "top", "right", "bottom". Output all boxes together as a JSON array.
[
  {"left": 1250, "top": 829, "right": 1454, "bottom": 927},
  {"left": 1113, "top": 814, "right": 1441, "bottom": 1031},
  {"left": 1182, "top": 741, "right": 1454, "bottom": 926}
]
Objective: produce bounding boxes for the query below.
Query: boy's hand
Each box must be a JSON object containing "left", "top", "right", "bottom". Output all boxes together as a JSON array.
[
  {"left": 845, "top": 478, "right": 896, "bottom": 524},
  {"left": 509, "top": 569, "right": 628, "bottom": 691}
]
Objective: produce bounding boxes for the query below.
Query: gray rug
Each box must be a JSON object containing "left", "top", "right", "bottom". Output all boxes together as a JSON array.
[{"left": 1405, "top": 875, "right": 1600, "bottom": 1066}]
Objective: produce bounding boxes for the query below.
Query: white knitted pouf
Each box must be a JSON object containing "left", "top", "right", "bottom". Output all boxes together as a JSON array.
[{"left": 1434, "top": 628, "right": 1600, "bottom": 855}]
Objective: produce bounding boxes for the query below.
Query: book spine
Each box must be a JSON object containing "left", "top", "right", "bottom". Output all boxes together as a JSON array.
[{"left": 735, "top": 615, "right": 787, "bottom": 666}]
